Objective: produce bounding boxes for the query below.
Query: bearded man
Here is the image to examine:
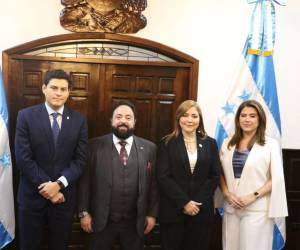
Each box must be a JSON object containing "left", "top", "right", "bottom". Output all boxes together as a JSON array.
[{"left": 78, "top": 100, "right": 158, "bottom": 250}]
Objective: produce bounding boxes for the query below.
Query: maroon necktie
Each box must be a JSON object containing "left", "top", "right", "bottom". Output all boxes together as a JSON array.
[{"left": 119, "top": 140, "right": 128, "bottom": 166}]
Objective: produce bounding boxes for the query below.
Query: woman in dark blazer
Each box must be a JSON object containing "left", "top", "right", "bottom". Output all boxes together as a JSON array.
[{"left": 157, "top": 100, "right": 221, "bottom": 250}]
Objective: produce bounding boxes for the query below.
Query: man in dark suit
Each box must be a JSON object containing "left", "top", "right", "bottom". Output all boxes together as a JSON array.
[
  {"left": 15, "top": 69, "right": 88, "bottom": 250},
  {"left": 78, "top": 100, "right": 158, "bottom": 250}
]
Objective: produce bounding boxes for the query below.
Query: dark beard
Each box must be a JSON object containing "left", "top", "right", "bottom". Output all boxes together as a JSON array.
[{"left": 112, "top": 125, "right": 134, "bottom": 139}]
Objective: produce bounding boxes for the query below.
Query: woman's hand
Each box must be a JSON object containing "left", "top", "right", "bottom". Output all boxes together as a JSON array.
[
  {"left": 183, "top": 200, "right": 202, "bottom": 216},
  {"left": 238, "top": 194, "right": 257, "bottom": 207},
  {"left": 224, "top": 192, "right": 244, "bottom": 209}
]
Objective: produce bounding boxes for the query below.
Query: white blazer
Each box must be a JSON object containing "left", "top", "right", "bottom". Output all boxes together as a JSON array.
[{"left": 218, "top": 136, "right": 288, "bottom": 218}]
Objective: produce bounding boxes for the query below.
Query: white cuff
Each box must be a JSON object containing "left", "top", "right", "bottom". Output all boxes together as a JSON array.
[{"left": 58, "top": 176, "right": 68, "bottom": 188}]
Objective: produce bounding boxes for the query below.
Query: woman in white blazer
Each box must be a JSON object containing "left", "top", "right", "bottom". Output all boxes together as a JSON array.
[{"left": 219, "top": 100, "right": 288, "bottom": 250}]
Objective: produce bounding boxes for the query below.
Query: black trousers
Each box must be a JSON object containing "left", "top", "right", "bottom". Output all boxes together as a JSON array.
[
  {"left": 89, "top": 219, "right": 143, "bottom": 250},
  {"left": 18, "top": 203, "right": 74, "bottom": 250},
  {"left": 160, "top": 217, "right": 214, "bottom": 250}
]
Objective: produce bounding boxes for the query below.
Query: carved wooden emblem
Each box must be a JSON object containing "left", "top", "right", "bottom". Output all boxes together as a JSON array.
[{"left": 60, "top": 0, "right": 147, "bottom": 33}]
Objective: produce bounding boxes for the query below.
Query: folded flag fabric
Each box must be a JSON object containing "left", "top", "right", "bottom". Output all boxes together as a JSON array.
[{"left": 0, "top": 66, "right": 15, "bottom": 249}]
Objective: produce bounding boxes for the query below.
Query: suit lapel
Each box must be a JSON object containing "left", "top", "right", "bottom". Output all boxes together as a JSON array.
[
  {"left": 193, "top": 136, "right": 205, "bottom": 175},
  {"left": 134, "top": 136, "right": 146, "bottom": 194},
  {"left": 55, "top": 106, "right": 70, "bottom": 150},
  {"left": 176, "top": 134, "right": 192, "bottom": 176},
  {"left": 225, "top": 144, "right": 237, "bottom": 192},
  {"left": 103, "top": 134, "right": 113, "bottom": 187},
  {"left": 38, "top": 104, "right": 55, "bottom": 152}
]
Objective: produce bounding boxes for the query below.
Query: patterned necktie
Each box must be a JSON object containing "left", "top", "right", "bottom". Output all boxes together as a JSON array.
[
  {"left": 52, "top": 112, "right": 60, "bottom": 146},
  {"left": 119, "top": 140, "right": 128, "bottom": 166}
]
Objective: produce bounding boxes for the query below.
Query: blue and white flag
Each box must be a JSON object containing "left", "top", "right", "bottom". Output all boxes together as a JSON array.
[
  {"left": 215, "top": 1, "right": 286, "bottom": 249},
  {"left": 0, "top": 66, "right": 15, "bottom": 248}
]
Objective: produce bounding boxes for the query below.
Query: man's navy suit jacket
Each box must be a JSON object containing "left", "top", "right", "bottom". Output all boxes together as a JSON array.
[{"left": 15, "top": 103, "right": 88, "bottom": 210}]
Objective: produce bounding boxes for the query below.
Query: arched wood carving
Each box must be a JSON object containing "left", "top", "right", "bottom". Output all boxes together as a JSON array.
[{"left": 60, "top": 0, "right": 147, "bottom": 33}]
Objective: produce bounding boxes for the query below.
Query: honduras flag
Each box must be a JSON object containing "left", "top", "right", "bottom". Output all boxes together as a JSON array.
[
  {"left": 0, "top": 66, "right": 15, "bottom": 248},
  {"left": 215, "top": 1, "right": 287, "bottom": 249}
]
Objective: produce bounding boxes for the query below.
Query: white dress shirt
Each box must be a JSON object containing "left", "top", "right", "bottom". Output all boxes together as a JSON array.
[
  {"left": 113, "top": 134, "right": 133, "bottom": 156},
  {"left": 44, "top": 102, "right": 68, "bottom": 188}
]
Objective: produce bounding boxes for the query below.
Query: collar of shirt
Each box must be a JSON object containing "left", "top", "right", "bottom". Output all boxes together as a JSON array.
[
  {"left": 45, "top": 102, "right": 64, "bottom": 128},
  {"left": 113, "top": 134, "right": 133, "bottom": 155},
  {"left": 45, "top": 102, "right": 64, "bottom": 116}
]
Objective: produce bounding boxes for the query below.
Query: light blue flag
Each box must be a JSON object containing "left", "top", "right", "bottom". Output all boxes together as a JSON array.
[
  {"left": 0, "top": 66, "right": 15, "bottom": 248},
  {"left": 215, "top": 1, "right": 286, "bottom": 249}
]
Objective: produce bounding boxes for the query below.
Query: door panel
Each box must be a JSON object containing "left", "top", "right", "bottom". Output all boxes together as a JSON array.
[
  {"left": 104, "top": 64, "right": 190, "bottom": 143},
  {"left": 10, "top": 60, "right": 190, "bottom": 143},
  {"left": 10, "top": 60, "right": 100, "bottom": 140}
]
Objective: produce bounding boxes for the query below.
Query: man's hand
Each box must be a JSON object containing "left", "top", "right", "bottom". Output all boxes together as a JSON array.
[
  {"left": 38, "top": 181, "right": 60, "bottom": 199},
  {"left": 183, "top": 200, "right": 202, "bottom": 216},
  {"left": 50, "top": 192, "right": 65, "bottom": 204},
  {"left": 80, "top": 214, "right": 93, "bottom": 233},
  {"left": 144, "top": 216, "right": 156, "bottom": 234}
]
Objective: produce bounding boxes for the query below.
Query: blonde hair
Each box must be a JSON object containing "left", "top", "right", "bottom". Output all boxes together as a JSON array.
[{"left": 164, "top": 100, "right": 206, "bottom": 144}]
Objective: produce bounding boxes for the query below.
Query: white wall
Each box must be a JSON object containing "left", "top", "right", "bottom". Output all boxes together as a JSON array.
[{"left": 1, "top": 0, "right": 299, "bottom": 149}]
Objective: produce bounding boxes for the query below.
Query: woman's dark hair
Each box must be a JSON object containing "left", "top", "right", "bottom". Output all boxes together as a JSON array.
[{"left": 228, "top": 100, "right": 266, "bottom": 149}]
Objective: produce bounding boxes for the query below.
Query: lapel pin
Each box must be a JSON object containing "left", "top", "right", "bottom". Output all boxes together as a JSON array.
[
  {"left": 140, "top": 146, "right": 144, "bottom": 150},
  {"left": 67, "top": 116, "right": 70, "bottom": 120},
  {"left": 199, "top": 143, "right": 203, "bottom": 148}
]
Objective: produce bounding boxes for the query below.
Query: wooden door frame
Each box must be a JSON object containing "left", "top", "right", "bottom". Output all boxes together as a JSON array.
[{"left": 2, "top": 32, "right": 199, "bottom": 108}]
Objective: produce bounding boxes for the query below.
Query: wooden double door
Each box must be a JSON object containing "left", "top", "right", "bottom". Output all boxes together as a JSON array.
[{"left": 9, "top": 59, "right": 190, "bottom": 144}]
